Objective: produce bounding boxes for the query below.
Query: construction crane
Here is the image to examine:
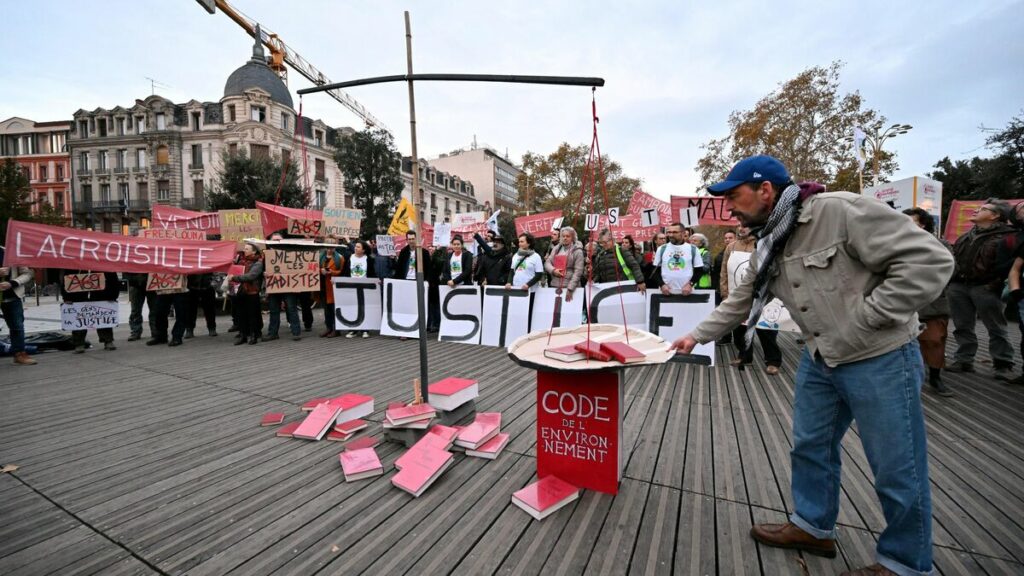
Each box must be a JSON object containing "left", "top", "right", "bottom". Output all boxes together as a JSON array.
[{"left": 197, "top": 0, "right": 389, "bottom": 133}]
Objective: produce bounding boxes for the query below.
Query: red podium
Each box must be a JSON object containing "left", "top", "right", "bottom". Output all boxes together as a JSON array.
[{"left": 508, "top": 324, "right": 676, "bottom": 495}]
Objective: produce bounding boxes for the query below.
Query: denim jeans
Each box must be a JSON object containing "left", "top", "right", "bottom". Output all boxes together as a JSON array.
[
  {"left": 128, "top": 285, "right": 155, "bottom": 337},
  {"left": 790, "top": 342, "right": 932, "bottom": 576},
  {"left": 1, "top": 298, "right": 26, "bottom": 353},
  {"left": 947, "top": 281, "right": 1013, "bottom": 368},
  {"left": 267, "top": 293, "right": 300, "bottom": 337}
]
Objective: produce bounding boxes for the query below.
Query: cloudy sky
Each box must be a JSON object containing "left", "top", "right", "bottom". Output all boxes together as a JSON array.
[{"left": 2, "top": 0, "right": 1021, "bottom": 199}]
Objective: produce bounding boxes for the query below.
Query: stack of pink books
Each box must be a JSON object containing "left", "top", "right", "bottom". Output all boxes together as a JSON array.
[{"left": 383, "top": 403, "right": 436, "bottom": 430}]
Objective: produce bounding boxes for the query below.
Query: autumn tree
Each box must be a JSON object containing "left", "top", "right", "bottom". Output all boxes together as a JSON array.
[
  {"left": 518, "top": 143, "right": 642, "bottom": 221},
  {"left": 696, "top": 61, "right": 898, "bottom": 192},
  {"left": 207, "top": 150, "right": 305, "bottom": 211},
  {"left": 333, "top": 128, "right": 404, "bottom": 237},
  {"left": 0, "top": 158, "right": 67, "bottom": 239}
]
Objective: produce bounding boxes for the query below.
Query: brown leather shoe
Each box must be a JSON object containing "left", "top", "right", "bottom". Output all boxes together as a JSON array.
[
  {"left": 749, "top": 522, "right": 836, "bottom": 558},
  {"left": 840, "top": 564, "right": 897, "bottom": 576},
  {"left": 12, "top": 352, "right": 37, "bottom": 365}
]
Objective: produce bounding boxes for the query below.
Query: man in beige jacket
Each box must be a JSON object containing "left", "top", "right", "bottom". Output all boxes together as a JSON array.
[
  {"left": 0, "top": 246, "right": 37, "bottom": 365},
  {"left": 674, "top": 156, "right": 953, "bottom": 576}
]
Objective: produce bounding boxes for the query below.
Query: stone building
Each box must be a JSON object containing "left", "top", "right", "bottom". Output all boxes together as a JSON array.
[
  {"left": 0, "top": 117, "right": 71, "bottom": 220},
  {"left": 399, "top": 158, "right": 483, "bottom": 226},
  {"left": 68, "top": 35, "right": 351, "bottom": 232},
  {"left": 428, "top": 146, "right": 522, "bottom": 212}
]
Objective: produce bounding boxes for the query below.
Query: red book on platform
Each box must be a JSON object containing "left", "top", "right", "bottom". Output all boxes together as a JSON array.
[
  {"left": 512, "top": 476, "right": 580, "bottom": 520},
  {"left": 293, "top": 403, "right": 341, "bottom": 440},
  {"left": 339, "top": 447, "right": 384, "bottom": 481},
  {"left": 455, "top": 412, "right": 501, "bottom": 450},
  {"left": 260, "top": 412, "right": 285, "bottom": 427},
  {"left": 385, "top": 403, "right": 436, "bottom": 426},
  {"left": 301, "top": 398, "right": 330, "bottom": 412},
  {"left": 328, "top": 394, "right": 375, "bottom": 424},
  {"left": 544, "top": 342, "right": 586, "bottom": 362},
  {"left": 383, "top": 418, "right": 432, "bottom": 430},
  {"left": 394, "top": 433, "right": 453, "bottom": 470},
  {"left": 345, "top": 435, "right": 381, "bottom": 451},
  {"left": 335, "top": 419, "right": 368, "bottom": 435},
  {"left": 276, "top": 421, "right": 301, "bottom": 438},
  {"left": 574, "top": 341, "right": 612, "bottom": 362},
  {"left": 600, "top": 341, "right": 645, "bottom": 364},
  {"left": 326, "top": 430, "right": 353, "bottom": 442},
  {"left": 427, "top": 425, "right": 460, "bottom": 449},
  {"left": 427, "top": 378, "right": 479, "bottom": 411},
  {"left": 391, "top": 447, "right": 454, "bottom": 497},
  {"left": 466, "top": 432, "right": 510, "bottom": 460}
]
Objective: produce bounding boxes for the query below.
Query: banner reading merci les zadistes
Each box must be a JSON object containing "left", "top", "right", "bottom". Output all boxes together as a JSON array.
[{"left": 3, "top": 220, "right": 238, "bottom": 274}]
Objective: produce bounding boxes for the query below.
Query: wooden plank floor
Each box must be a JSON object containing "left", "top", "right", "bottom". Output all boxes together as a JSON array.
[{"left": 1, "top": 322, "right": 1022, "bottom": 576}]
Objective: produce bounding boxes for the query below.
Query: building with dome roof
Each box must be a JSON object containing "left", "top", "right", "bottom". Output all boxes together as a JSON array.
[{"left": 68, "top": 34, "right": 350, "bottom": 233}]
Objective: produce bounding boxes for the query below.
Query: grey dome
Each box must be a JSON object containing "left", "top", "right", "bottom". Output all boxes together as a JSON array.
[{"left": 223, "top": 28, "right": 294, "bottom": 109}]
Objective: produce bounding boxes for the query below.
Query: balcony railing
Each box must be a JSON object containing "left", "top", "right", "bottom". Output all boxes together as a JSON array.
[
  {"left": 131, "top": 166, "right": 145, "bottom": 173},
  {"left": 73, "top": 199, "right": 150, "bottom": 213},
  {"left": 180, "top": 197, "right": 205, "bottom": 210},
  {"left": 114, "top": 166, "right": 129, "bottom": 174},
  {"left": 187, "top": 163, "right": 204, "bottom": 171}
]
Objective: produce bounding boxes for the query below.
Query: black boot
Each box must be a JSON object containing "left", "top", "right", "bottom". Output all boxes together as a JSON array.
[
  {"left": 930, "top": 368, "right": 954, "bottom": 397},
  {"left": 248, "top": 336, "right": 259, "bottom": 345}
]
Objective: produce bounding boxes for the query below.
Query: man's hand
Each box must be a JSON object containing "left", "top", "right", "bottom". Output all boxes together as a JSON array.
[
  {"left": 447, "top": 280, "right": 454, "bottom": 287},
  {"left": 0, "top": 282, "right": 11, "bottom": 291},
  {"left": 672, "top": 334, "right": 698, "bottom": 354},
  {"left": 552, "top": 269, "right": 564, "bottom": 278},
  {"left": 565, "top": 288, "right": 573, "bottom": 302},
  {"left": 660, "top": 284, "right": 671, "bottom": 296},
  {"left": 682, "top": 283, "right": 693, "bottom": 296},
  {"left": 504, "top": 283, "right": 512, "bottom": 290},
  {"left": 636, "top": 282, "right": 646, "bottom": 294}
]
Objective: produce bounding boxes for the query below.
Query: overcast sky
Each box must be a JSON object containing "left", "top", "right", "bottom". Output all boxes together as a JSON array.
[{"left": 2, "top": 0, "right": 1021, "bottom": 199}]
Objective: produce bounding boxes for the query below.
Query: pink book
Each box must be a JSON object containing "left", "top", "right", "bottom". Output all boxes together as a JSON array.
[
  {"left": 394, "top": 433, "right": 453, "bottom": 470},
  {"left": 427, "top": 425, "right": 460, "bottom": 449},
  {"left": 385, "top": 403, "right": 437, "bottom": 426},
  {"left": 260, "top": 412, "right": 285, "bottom": 427},
  {"left": 326, "top": 430, "right": 353, "bottom": 442},
  {"left": 327, "top": 394, "right": 375, "bottom": 424},
  {"left": 466, "top": 432, "right": 510, "bottom": 460},
  {"left": 292, "top": 403, "right": 341, "bottom": 440},
  {"left": 427, "top": 378, "right": 479, "bottom": 412},
  {"left": 335, "top": 419, "right": 368, "bottom": 434},
  {"left": 544, "top": 342, "right": 586, "bottom": 362},
  {"left": 345, "top": 436, "right": 381, "bottom": 451},
  {"left": 301, "top": 398, "right": 330, "bottom": 412},
  {"left": 339, "top": 447, "right": 383, "bottom": 481},
  {"left": 276, "top": 421, "right": 301, "bottom": 438},
  {"left": 428, "top": 377, "right": 476, "bottom": 395},
  {"left": 512, "top": 476, "right": 580, "bottom": 520},
  {"left": 455, "top": 412, "right": 501, "bottom": 449},
  {"left": 391, "top": 447, "right": 454, "bottom": 497},
  {"left": 388, "top": 401, "right": 407, "bottom": 410}
]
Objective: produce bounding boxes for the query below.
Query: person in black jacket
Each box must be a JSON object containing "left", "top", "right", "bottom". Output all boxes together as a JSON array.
[
  {"left": 441, "top": 235, "right": 475, "bottom": 286},
  {"left": 473, "top": 233, "right": 510, "bottom": 286},
  {"left": 394, "top": 231, "right": 433, "bottom": 281},
  {"left": 60, "top": 270, "right": 121, "bottom": 353}
]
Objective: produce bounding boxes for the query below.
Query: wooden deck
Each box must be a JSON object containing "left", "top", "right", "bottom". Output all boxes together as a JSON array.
[{"left": 1, "top": 323, "right": 1022, "bottom": 576}]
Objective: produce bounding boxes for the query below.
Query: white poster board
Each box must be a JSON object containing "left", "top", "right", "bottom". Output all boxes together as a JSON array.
[
  {"left": 438, "top": 285, "right": 482, "bottom": 345},
  {"left": 725, "top": 250, "right": 797, "bottom": 332},
  {"left": 433, "top": 223, "right": 452, "bottom": 248},
  {"left": 375, "top": 235, "right": 396, "bottom": 257},
  {"left": 530, "top": 287, "right": 583, "bottom": 332},
  {"left": 61, "top": 301, "right": 119, "bottom": 331},
  {"left": 481, "top": 286, "right": 531, "bottom": 347},
  {"left": 587, "top": 281, "right": 648, "bottom": 330},
  {"left": 333, "top": 277, "right": 382, "bottom": 331},
  {"left": 646, "top": 290, "right": 716, "bottom": 365},
  {"left": 380, "top": 279, "right": 428, "bottom": 338}
]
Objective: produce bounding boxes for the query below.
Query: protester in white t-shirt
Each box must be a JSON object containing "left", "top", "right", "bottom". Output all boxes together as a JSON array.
[
  {"left": 505, "top": 233, "right": 545, "bottom": 292},
  {"left": 654, "top": 222, "right": 704, "bottom": 295},
  {"left": 442, "top": 235, "right": 474, "bottom": 287},
  {"left": 342, "top": 239, "right": 376, "bottom": 339}
]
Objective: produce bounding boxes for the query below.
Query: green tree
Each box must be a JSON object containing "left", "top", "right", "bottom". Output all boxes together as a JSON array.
[
  {"left": 0, "top": 159, "right": 40, "bottom": 239},
  {"left": 333, "top": 128, "right": 404, "bottom": 238},
  {"left": 930, "top": 113, "right": 1024, "bottom": 215},
  {"left": 518, "top": 143, "right": 641, "bottom": 223},
  {"left": 207, "top": 151, "right": 305, "bottom": 212},
  {"left": 696, "top": 61, "right": 897, "bottom": 192}
]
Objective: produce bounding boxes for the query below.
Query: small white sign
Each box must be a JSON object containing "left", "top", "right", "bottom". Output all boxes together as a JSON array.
[
  {"left": 606, "top": 207, "right": 620, "bottom": 226},
  {"left": 375, "top": 235, "right": 396, "bottom": 256},
  {"left": 432, "top": 223, "right": 452, "bottom": 247},
  {"left": 679, "top": 206, "right": 700, "bottom": 228},
  {"left": 61, "top": 301, "right": 119, "bottom": 331},
  {"left": 584, "top": 214, "right": 601, "bottom": 231},
  {"left": 551, "top": 216, "right": 565, "bottom": 232},
  {"left": 641, "top": 208, "right": 660, "bottom": 228}
]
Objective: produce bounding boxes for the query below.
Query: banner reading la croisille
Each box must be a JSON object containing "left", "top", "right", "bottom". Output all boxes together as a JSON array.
[{"left": 4, "top": 220, "right": 237, "bottom": 274}]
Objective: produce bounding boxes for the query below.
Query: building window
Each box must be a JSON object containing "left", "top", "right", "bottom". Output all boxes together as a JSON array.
[
  {"left": 315, "top": 158, "right": 325, "bottom": 181},
  {"left": 100, "top": 183, "right": 111, "bottom": 203},
  {"left": 430, "top": 193, "right": 436, "bottom": 209},
  {"left": 315, "top": 190, "right": 326, "bottom": 209},
  {"left": 117, "top": 117, "right": 126, "bottom": 135},
  {"left": 79, "top": 152, "right": 89, "bottom": 171},
  {"left": 98, "top": 118, "right": 108, "bottom": 137},
  {"left": 250, "top": 106, "right": 266, "bottom": 123},
  {"left": 117, "top": 149, "right": 127, "bottom": 169},
  {"left": 98, "top": 150, "right": 108, "bottom": 170},
  {"left": 344, "top": 195, "right": 353, "bottom": 208},
  {"left": 228, "top": 104, "right": 236, "bottom": 122},
  {"left": 39, "top": 165, "right": 47, "bottom": 182},
  {"left": 192, "top": 112, "right": 201, "bottom": 131},
  {"left": 155, "top": 113, "right": 166, "bottom": 130},
  {"left": 136, "top": 116, "right": 146, "bottom": 134},
  {"left": 138, "top": 182, "right": 148, "bottom": 200},
  {"left": 156, "top": 145, "right": 169, "bottom": 165},
  {"left": 228, "top": 142, "right": 238, "bottom": 156},
  {"left": 455, "top": 201, "right": 460, "bottom": 213},
  {"left": 281, "top": 113, "right": 290, "bottom": 131},
  {"left": 193, "top": 179, "right": 204, "bottom": 197},
  {"left": 250, "top": 144, "right": 269, "bottom": 160},
  {"left": 431, "top": 214, "right": 436, "bottom": 225},
  {"left": 81, "top": 184, "right": 92, "bottom": 203},
  {"left": 119, "top": 182, "right": 130, "bottom": 203},
  {"left": 56, "top": 164, "right": 64, "bottom": 180},
  {"left": 136, "top": 148, "right": 147, "bottom": 168},
  {"left": 78, "top": 120, "right": 88, "bottom": 137},
  {"left": 281, "top": 149, "right": 291, "bottom": 167},
  {"left": 157, "top": 180, "right": 169, "bottom": 201},
  {"left": 191, "top": 144, "right": 203, "bottom": 168},
  {"left": 55, "top": 192, "right": 64, "bottom": 212}
]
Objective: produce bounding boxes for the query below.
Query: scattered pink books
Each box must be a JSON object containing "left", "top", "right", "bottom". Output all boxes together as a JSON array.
[
  {"left": 512, "top": 476, "right": 580, "bottom": 520},
  {"left": 544, "top": 342, "right": 586, "bottom": 362},
  {"left": 466, "top": 432, "right": 510, "bottom": 460},
  {"left": 260, "top": 412, "right": 285, "bottom": 427},
  {"left": 427, "top": 377, "right": 479, "bottom": 411},
  {"left": 454, "top": 412, "right": 501, "bottom": 450},
  {"left": 326, "top": 430, "right": 354, "bottom": 442},
  {"left": 292, "top": 403, "right": 341, "bottom": 440},
  {"left": 335, "top": 419, "right": 368, "bottom": 435},
  {"left": 327, "top": 394, "right": 375, "bottom": 424},
  {"left": 276, "top": 422, "right": 301, "bottom": 438},
  {"left": 394, "top": 433, "right": 453, "bottom": 470},
  {"left": 339, "top": 448, "right": 384, "bottom": 481},
  {"left": 301, "top": 398, "right": 330, "bottom": 412},
  {"left": 427, "top": 425, "right": 460, "bottom": 450},
  {"left": 383, "top": 418, "right": 432, "bottom": 430},
  {"left": 385, "top": 403, "right": 436, "bottom": 426},
  {"left": 391, "top": 447, "right": 453, "bottom": 497}
]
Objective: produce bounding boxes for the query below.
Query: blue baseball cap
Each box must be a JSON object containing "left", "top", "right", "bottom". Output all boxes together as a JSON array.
[{"left": 706, "top": 155, "right": 791, "bottom": 195}]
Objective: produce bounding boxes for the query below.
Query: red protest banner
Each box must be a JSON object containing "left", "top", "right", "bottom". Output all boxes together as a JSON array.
[
  {"left": 627, "top": 188, "right": 672, "bottom": 224},
  {"left": 4, "top": 220, "right": 237, "bottom": 274},
  {"left": 669, "top": 196, "right": 738, "bottom": 227},
  {"left": 141, "top": 228, "right": 207, "bottom": 241},
  {"left": 943, "top": 199, "right": 1024, "bottom": 243},
  {"left": 256, "top": 201, "right": 323, "bottom": 237},
  {"left": 514, "top": 210, "right": 563, "bottom": 236},
  {"left": 151, "top": 205, "right": 220, "bottom": 235}
]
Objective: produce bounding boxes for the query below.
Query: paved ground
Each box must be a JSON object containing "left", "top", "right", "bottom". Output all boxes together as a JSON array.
[{"left": 1, "top": 313, "right": 1022, "bottom": 575}]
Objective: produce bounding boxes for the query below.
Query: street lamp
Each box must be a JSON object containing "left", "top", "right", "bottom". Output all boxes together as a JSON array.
[{"left": 864, "top": 122, "right": 913, "bottom": 187}]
